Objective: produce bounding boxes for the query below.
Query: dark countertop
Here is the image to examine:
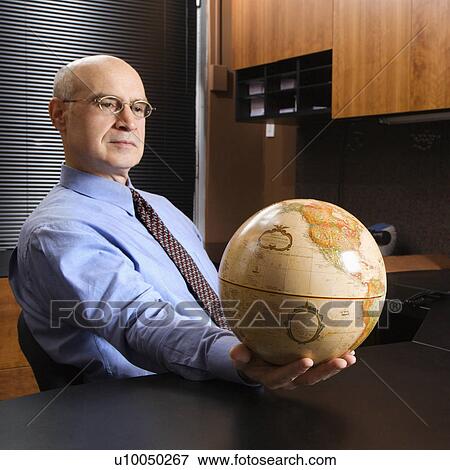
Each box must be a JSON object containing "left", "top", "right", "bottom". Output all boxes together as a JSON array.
[
  {"left": 388, "top": 269, "right": 450, "bottom": 293},
  {"left": 0, "top": 340, "right": 449, "bottom": 450},
  {"left": 366, "top": 269, "right": 450, "bottom": 346},
  {"left": 414, "top": 297, "right": 450, "bottom": 350},
  {"left": 0, "top": 270, "right": 448, "bottom": 449}
]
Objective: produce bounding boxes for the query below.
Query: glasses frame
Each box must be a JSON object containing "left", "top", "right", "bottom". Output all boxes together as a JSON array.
[{"left": 62, "top": 95, "right": 155, "bottom": 119}]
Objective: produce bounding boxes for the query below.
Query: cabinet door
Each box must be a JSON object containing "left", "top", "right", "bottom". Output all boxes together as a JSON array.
[
  {"left": 410, "top": 0, "right": 450, "bottom": 111},
  {"left": 231, "top": 0, "right": 268, "bottom": 70},
  {"left": 232, "top": 0, "right": 332, "bottom": 70},
  {"left": 332, "top": 0, "right": 412, "bottom": 118}
]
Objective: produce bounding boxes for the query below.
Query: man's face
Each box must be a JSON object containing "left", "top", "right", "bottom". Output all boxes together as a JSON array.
[{"left": 57, "top": 60, "right": 147, "bottom": 179}]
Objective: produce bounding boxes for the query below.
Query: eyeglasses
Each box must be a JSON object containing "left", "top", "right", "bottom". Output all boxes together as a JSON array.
[{"left": 63, "top": 95, "right": 155, "bottom": 119}]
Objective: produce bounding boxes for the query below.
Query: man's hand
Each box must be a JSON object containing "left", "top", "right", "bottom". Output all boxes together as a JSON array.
[{"left": 230, "top": 343, "right": 356, "bottom": 390}]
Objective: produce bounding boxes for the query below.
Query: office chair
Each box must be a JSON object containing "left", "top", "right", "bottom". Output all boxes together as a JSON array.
[{"left": 17, "top": 311, "right": 84, "bottom": 392}]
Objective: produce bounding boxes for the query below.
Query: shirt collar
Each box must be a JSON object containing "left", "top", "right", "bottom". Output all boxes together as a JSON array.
[{"left": 59, "top": 164, "right": 136, "bottom": 216}]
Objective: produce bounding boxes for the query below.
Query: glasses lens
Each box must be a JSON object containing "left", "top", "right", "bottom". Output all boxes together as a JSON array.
[
  {"left": 131, "top": 101, "right": 152, "bottom": 118},
  {"left": 98, "top": 96, "right": 122, "bottom": 114}
]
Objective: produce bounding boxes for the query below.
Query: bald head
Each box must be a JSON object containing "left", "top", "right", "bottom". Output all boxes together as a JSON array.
[{"left": 53, "top": 55, "right": 144, "bottom": 101}]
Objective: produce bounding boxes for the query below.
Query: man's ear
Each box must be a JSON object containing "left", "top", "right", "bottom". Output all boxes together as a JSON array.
[{"left": 48, "top": 97, "right": 66, "bottom": 132}]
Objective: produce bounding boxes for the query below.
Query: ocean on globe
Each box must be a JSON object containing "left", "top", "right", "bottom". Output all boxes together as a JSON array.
[{"left": 219, "top": 199, "right": 387, "bottom": 365}]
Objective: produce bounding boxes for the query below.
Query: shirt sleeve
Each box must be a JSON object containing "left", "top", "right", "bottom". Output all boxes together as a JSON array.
[{"left": 24, "top": 221, "right": 247, "bottom": 384}]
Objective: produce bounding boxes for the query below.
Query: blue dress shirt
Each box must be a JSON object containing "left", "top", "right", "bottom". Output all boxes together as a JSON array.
[{"left": 9, "top": 165, "right": 244, "bottom": 384}]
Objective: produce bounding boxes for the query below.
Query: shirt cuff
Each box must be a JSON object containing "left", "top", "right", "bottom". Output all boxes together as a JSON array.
[{"left": 207, "top": 333, "right": 262, "bottom": 387}]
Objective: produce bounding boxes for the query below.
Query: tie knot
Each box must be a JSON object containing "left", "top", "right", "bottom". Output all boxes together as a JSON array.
[
  {"left": 130, "top": 188, "right": 145, "bottom": 210},
  {"left": 130, "top": 187, "right": 140, "bottom": 201}
]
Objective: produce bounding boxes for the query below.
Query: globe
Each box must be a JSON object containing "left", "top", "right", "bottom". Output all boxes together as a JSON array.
[{"left": 219, "top": 199, "right": 387, "bottom": 365}]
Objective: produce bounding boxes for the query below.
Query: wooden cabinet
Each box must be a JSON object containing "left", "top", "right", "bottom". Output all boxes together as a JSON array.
[
  {"left": 231, "top": 0, "right": 450, "bottom": 118},
  {"left": 231, "top": 0, "right": 333, "bottom": 70},
  {"left": 231, "top": 0, "right": 267, "bottom": 70},
  {"left": 333, "top": 0, "right": 450, "bottom": 118},
  {"left": 410, "top": 0, "right": 450, "bottom": 111},
  {"left": 332, "top": 0, "right": 412, "bottom": 118}
]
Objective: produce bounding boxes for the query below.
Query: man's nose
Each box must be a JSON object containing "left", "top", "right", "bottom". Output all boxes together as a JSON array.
[{"left": 114, "top": 104, "right": 137, "bottom": 131}]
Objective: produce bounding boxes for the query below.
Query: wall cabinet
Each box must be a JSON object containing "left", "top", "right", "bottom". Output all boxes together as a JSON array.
[
  {"left": 332, "top": 0, "right": 412, "bottom": 118},
  {"left": 231, "top": 0, "right": 333, "bottom": 70},
  {"left": 333, "top": 0, "right": 450, "bottom": 119},
  {"left": 409, "top": 0, "right": 450, "bottom": 112},
  {"left": 231, "top": 0, "right": 450, "bottom": 119}
]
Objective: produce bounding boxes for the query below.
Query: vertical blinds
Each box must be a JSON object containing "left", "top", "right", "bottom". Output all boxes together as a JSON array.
[{"left": 0, "top": 0, "right": 197, "bottom": 252}]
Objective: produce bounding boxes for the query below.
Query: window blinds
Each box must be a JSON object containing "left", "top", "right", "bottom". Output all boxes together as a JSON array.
[{"left": 0, "top": 0, "right": 197, "bottom": 254}]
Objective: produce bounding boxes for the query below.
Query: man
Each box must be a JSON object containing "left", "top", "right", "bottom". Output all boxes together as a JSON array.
[{"left": 9, "top": 55, "right": 355, "bottom": 389}]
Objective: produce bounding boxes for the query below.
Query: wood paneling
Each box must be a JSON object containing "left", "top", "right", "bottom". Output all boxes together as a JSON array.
[
  {"left": 231, "top": 0, "right": 333, "bottom": 69},
  {"left": 0, "top": 278, "right": 28, "bottom": 369},
  {"left": 0, "top": 366, "right": 38, "bottom": 401},
  {"left": 207, "top": 0, "right": 265, "bottom": 263},
  {"left": 262, "top": 125, "right": 297, "bottom": 207},
  {"left": 0, "top": 278, "right": 39, "bottom": 399},
  {"left": 205, "top": 1, "right": 297, "bottom": 264},
  {"left": 332, "top": 0, "right": 412, "bottom": 118},
  {"left": 410, "top": 0, "right": 450, "bottom": 111}
]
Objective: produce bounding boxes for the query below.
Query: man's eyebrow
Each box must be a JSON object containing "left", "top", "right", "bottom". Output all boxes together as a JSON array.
[{"left": 88, "top": 92, "right": 148, "bottom": 101}]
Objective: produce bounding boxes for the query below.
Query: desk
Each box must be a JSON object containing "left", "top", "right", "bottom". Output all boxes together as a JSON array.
[
  {"left": 367, "top": 270, "right": 450, "bottom": 345},
  {"left": 0, "top": 272, "right": 449, "bottom": 449}
]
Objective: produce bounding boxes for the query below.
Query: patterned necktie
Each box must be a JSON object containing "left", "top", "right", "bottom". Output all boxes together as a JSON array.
[{"left": 131, "top": 188, "right": 229, "bottom": 330}]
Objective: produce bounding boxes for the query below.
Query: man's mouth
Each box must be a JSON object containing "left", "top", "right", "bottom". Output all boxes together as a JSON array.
[{"left": 110, "top": 140, "right": 137, "bottom": 147}]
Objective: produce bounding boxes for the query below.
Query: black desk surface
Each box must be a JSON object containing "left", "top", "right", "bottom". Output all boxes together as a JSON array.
[
  {"left": 388, "top": 269, "right": 450, "bottom": 293},
  {"left": 0, "top": 271, "right": 449, "bottom": 450}
]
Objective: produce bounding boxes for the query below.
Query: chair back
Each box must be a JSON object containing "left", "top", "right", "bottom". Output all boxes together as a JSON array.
[{"left": 17, "top": 311, "right": 83, "bottom": 391}]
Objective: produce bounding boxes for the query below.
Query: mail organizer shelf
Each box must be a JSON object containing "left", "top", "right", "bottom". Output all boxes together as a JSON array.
[{"left": 236, "top": 50, "right": 332, "bottom": 123}]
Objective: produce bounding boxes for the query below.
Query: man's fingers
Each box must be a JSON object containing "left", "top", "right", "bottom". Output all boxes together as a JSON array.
[
  {"left": 235, "top": 357, "right": 314, "bottom": 390},
  {"left": 263, "top": 358, "right": 314, "bottom": 390},
  {"left": 332, "top": 357, "right": 348, "bottom": 368},
  {"left": 341, "top": 353, "right": 357, "bottom": 367},
  {"left": 284, "top": 354, "right": 357, "bottom": 389},
  {"left": 293, "top": 358, "right": 347, "bottom": 386}
]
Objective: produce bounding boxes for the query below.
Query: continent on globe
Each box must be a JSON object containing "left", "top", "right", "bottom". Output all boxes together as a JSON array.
[{"left": 219, "top": 199, "right": 387, "bottom": 365}]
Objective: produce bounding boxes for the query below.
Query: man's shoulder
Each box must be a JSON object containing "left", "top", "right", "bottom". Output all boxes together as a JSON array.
[{"left": 21, "top": 185, "right": 101, "bottom": 240}]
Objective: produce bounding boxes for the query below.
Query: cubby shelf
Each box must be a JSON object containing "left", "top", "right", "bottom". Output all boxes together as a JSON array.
[{"left": 235, "top": 50, "right": 332, "bottom": 123}]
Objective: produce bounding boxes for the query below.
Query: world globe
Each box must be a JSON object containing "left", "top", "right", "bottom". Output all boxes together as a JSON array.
[{"left": 219, "top": 199, "right": 387, "bottom": 365}]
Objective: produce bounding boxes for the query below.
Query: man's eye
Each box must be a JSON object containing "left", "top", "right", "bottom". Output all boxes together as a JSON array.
[
  {"left": 99, "top": 98, "right": 121, "bottom": 112},
  {"left": 132, "top": 102, "right": 150, "bottom": 116}
]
